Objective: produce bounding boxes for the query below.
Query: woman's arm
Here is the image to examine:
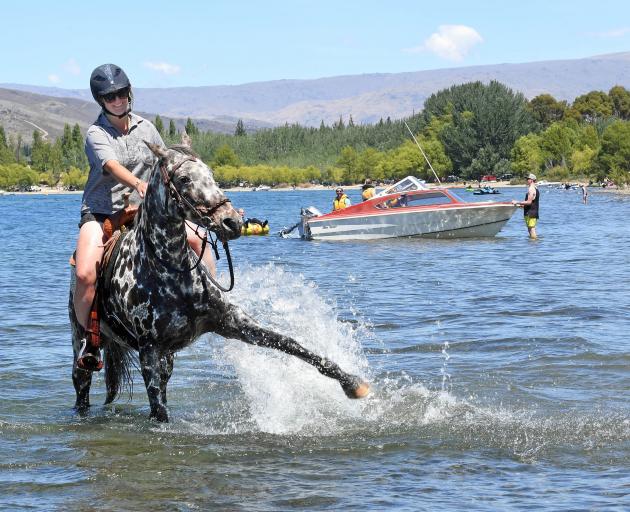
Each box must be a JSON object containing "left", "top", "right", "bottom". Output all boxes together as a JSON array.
[{"left": 103, "top": 159, "right": 148, "bottom": 198}]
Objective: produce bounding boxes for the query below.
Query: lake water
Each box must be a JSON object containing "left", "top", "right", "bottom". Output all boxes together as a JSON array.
[{"left": 0, "top": 186, "right": 628, "bottom": 511}]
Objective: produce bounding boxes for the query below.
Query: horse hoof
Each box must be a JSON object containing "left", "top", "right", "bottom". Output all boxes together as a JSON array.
[
  {"left": 150, "top": 409, "right": 169, "bottom": 423},
  {"left": 74, "top": 403, "right": 90, "bottom": 417},
  {"left": 342, "top": 376, "right": 370, "bottom": 399}
]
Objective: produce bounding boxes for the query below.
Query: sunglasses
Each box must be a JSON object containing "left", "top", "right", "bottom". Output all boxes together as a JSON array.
[{"left": 101, "top": 88, "right": 129, "bottom": 103}]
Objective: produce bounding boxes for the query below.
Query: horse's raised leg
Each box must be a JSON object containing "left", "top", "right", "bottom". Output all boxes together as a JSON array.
[
  {"left": 159, "top": 353, "right": 174, "bottom": 405},
  {"left": 139, "top": 343, "right": 169, "bottom": 422},
  {"left": 219, "top": 309, "right": 370, "bottom": 399}
]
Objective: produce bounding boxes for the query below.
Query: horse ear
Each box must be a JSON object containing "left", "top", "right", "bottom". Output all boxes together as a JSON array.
[
  {"left": 144, "top": 141, "right": 169, "bottom": 159},
  {"left": 181, "top": 130, "right": 192, "bottom": 148}
]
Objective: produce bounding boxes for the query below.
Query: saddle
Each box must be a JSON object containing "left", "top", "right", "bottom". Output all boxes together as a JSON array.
[{"left": 73, "top": 204, "right": 139, "bottom": 371}]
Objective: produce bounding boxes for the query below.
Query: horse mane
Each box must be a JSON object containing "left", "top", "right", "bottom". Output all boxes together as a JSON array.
[{"left": 168, "top": 144, "right": 199, "bottom": 159}]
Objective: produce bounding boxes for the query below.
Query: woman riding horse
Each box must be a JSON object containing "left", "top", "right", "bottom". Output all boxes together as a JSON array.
[
  {"left": 73, "top": 64, "right": 215, "bottom": 371},
  {"left": 69, "top": 66, "right": 369, "bottom": 421}
]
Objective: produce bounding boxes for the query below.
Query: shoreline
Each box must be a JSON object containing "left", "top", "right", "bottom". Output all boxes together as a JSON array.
[{"left": 2, "top": 182, "right": 628, "bottom": 196}]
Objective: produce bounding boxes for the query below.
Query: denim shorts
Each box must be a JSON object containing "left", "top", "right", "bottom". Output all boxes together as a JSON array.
[{"left": 78, "top": 212, "right": 109, "bottom": 229}]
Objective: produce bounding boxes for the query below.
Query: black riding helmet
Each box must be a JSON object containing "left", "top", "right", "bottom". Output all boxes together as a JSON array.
[{"left": 89, "top": 63, "right": 132, "bottom": 118}]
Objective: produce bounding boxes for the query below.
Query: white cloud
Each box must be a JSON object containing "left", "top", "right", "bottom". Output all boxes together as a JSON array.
[
  {"left": 593, "top": 27, "right": 630, "bottom": 38},
  {"left": 144, "top": 61, "right": 181, "bottom": 75},
  {"left": 405, "top": 25, "right": 483, "bottom": 61},
  {"left": 48, "top": 74, "right": 61, "bottom": 84},
  {"left": 63, "top": 58, "right": 81, "bottom": 76}
]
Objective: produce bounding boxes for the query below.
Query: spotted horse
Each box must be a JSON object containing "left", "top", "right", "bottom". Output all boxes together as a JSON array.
[{"left": 68, "top": 137, "right": 369, "bottom": 422}]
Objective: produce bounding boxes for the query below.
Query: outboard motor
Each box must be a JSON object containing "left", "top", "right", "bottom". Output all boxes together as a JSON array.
[{"left": 298, "top": 206, "right": 323, "bottom": 240}]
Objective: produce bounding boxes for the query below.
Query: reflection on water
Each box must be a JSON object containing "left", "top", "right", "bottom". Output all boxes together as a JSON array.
[{"left": 0, "top": 188, "right": 629, "bottom": 510}]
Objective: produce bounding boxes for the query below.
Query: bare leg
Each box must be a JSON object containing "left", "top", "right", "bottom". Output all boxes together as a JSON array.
[
  {"left": 73, "top": 221, "right": 105, "bottom": 330},
  {"left": 186, "top": 222, "right": 216, "bottom": 277},
  {"left": 528, "top": 226, "right": 537, "bottom": 240}
]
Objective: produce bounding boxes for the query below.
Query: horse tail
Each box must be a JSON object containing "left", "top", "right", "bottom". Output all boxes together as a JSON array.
[{"left": 104, "top": 339, "right": 134, "bottom": 404}]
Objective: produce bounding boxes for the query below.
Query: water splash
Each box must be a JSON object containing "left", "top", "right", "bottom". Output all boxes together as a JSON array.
[
  {"left": 440, "top": 341, "right": 451, "bottom": 392},
  {"left": 171, "top": 264, "right": 629, "bottom": 460}
]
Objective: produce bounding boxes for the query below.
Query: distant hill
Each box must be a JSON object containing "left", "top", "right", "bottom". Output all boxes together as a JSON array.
[
  {"left": 2, "top": 52, "right": 630, "bottom": 140},
  {"left": 0, "top": 88, "right": 271, "bottom": 143}
]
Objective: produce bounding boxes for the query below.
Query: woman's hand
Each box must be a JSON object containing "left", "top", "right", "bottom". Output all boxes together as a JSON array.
[{"left": 134, "top": 179, "right": 148, "bottom": 198}]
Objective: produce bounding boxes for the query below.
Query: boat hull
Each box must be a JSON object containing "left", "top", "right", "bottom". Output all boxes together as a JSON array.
[{"left": 303, "top": 203, "right": 517, "bottom": 241}]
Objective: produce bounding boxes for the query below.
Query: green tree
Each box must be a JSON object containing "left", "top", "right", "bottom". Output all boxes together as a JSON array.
[
  {"left": 539, "top": 122, "right": 578, "bottom": 168},
  {"left": 594, "top": 120, "right": 630, "bottom": 182},
  {"left": 61, "top": 166, "right": 89, "bottom": 189},
  {"left": 185, "top": 118, "right": 198, "bottom": 136},
  {"left": 155, "top": 115, "right": 164, "bottom": 136},
  {"left": 511, "top": 133, "right": 544, "bottom": 176},
  {"left": 60, "top": 124, "right": 73, "bottom": 160},
  {"left": 356, "top": 147, "right": 382, "bottom": 182},
  {"left": 423, "top": 81, "right": 537, "bottom": 178},
  {"left": 211, "top": 144, "right": 241, "bottom": 168},
  {"left": 336, "top": 146, "right": 358, "bottom": 183},
  {"left": 30, "top": 130, "right": 47, "bottom": 171},
  {"left": 570, "top": 146, "right": 597, "bottom": 176},
  {"left": 72, "top": 124, "right": 83, "bottom": 150},
  {"left": 0, "top": 125, "right": 7, "bottom": 148},
  {"left": 528, "top": 94, "right": 567, "bottom": 127},
  {"left": 609, "top": 85, "right": 630, "bottom": 120},
  {"left": 570, "top": 91, "right": 614, "bottom": 123},
  {"left": 234, "top": 119, "right": 246, "bottom": 136},
  {"left": 0, "top": 125, "right": 14, "bottom": 164},
  {"left": 169, "top": 119, "right": 177, "bottom": 138}
]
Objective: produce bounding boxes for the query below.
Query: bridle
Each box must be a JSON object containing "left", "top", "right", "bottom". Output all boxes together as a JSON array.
[{"left": 150, "top": 153, "right": 236, "bottom": 292}]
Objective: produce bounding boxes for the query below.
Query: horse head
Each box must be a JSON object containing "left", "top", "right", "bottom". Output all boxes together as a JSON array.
[{"left": 145, "top": 137, "right": 242, "bottom": 241}]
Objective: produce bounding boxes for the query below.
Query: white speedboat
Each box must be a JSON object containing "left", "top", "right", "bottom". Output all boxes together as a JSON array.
[{"left": 298, "top": 176, "right": 518, "bottom": 241}]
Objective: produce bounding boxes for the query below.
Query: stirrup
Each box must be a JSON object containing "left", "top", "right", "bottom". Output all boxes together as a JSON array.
[{"left": 77, "top": 338, "right": 103, "bottom": 372}]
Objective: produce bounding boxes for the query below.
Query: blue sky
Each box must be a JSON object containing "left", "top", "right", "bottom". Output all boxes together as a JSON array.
[{"left": 2, "top": 0, "right": 629, "bottom": 89}]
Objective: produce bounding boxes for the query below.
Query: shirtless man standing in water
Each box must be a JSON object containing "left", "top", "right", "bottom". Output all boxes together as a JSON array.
[{"left": 513, "top": 173, "right": 540, "bottom": 239}]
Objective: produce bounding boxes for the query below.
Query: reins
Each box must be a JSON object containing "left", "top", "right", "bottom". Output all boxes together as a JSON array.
[{"left": 145, "top": 153, "right": 236, "bottom": 292}]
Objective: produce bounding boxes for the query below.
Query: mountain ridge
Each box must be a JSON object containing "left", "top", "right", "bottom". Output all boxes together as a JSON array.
[{"left": 2, "top": 52, "right": 630, "bottom": 141}]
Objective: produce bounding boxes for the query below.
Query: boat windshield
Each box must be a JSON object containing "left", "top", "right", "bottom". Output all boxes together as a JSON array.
[
  {"left": 445, "top": 189, "right": 467, "bottom": 202},
  {"left": 376, "top": 176, "right": 427, "bottom": 197},
  {"left": 375, "top": 190, "right": 454, "bottom": 209}
]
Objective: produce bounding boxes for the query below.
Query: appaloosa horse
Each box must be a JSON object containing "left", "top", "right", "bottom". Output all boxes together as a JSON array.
[{"left": 69, "top": 138, "right": 369, "bottom": 422}]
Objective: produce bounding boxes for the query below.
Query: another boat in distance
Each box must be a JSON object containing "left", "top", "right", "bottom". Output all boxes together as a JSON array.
[
  {"left": 298, "top": 176, "right": 518, "bottom": 241},
  {"left": 473, "top": 186, "right": 500, "bottom": 195},
  {"left": 252, "top": 185, "right": 271, "bottom": 191}
]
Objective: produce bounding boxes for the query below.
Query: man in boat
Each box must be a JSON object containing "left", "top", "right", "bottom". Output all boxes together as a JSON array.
[
  {"left": 513, "top": 173, "right": 540, "bottom": 239},
  {"left": 361, "top": 178, "right": 376, "bottom": 201},
  {"left": 332, "top": 188, "right": 351, "bottom": 211}
]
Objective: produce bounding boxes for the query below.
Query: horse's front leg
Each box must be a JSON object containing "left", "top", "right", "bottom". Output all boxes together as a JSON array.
[
  {"left": 219, "top": 308, "right": 369, "bottom": 399},
  {"left": 138, "top": 343, "right": 169, "bottom": 422},
  {"left": 159, "top": 353, "right": 174, "bottom": 405},
  {"left": 72, "top": 363, "right": 92, "bottom": 412},
  {"left": 71, "top": 315, "right": 92, "bottom": 412}
]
